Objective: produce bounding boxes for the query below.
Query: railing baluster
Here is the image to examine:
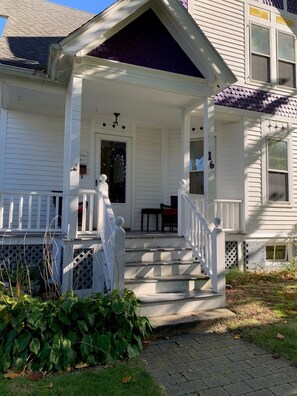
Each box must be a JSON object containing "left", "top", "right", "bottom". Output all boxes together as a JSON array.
[
  {"left": 81, "top": 193, "right": 87, "bottom": 232},
  {"left": 0, "top": 193, "right": 4, "bottom": 229},
  {"left": 28, "top": 195, "right": 33, "bottom": 230},
  {"left": 8, "top": 195, "right": 14, "bottom": 229},
  {"left": 45, "top": 195, "right": 51, "bottom": 229},
  {"left": 18, "top": 195, "right": 24, "bottom": 229},
  {"left": 37, "top": 196, "right": 41, "bottom": 230},
  {"left": 89, "top": 193, "right": 94, "bottom": 232}
]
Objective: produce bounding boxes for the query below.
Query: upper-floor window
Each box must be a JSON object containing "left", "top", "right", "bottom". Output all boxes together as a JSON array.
[
  {"left": 248, "top": 4, "right": 297, "bottom": 88},
  {"left": 251, "top": 24, "right": 271, "bottom": 82},
  {"left": 277, "top": 31, "right": 296, "bottom": 87}
]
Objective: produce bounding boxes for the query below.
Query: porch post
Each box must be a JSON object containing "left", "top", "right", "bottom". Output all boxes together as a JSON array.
[
  {"left": 62, "top": 74, "right": 83, "bottom": 238},
  {"left": 181, "top": 110, "right": 191, "bottom": 183},
  {"left": 203, "top": 98, "right": 215, "bottom": 223}
]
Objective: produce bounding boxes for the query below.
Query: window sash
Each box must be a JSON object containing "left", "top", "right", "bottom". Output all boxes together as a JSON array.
[
  {"left": 267, "top": 139, "right": 289, "bottom": 202},
  {"left": 250, "top": 24, "right": 271, "bottom": 82},
  {"left": 266, "top": 245, "right": 287, "bottom": 261}
]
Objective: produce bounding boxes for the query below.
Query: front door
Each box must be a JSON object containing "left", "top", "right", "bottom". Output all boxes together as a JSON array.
[{"left": 96, "top": 134, "right": 132, "bottom": 228}]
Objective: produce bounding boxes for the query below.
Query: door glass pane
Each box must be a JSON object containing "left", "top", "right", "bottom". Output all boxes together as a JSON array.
[
  {"left": 101, "top": 140, "right": 126, "bottom": 203},
  {"left": 251, "top": 25, "right": 270, "bottom": 55},
  {"left": 278, "top": 32, "right": 295, "bottom": 62}
]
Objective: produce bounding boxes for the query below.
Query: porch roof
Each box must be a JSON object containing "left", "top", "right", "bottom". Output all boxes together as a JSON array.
[{"left": 49, "top": 0, "right": 237, "bottom": 94}]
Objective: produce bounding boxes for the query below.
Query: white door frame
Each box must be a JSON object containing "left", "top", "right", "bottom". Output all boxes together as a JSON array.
[{"left": 95, "top": 133, "right": 132, "bottom": 228}]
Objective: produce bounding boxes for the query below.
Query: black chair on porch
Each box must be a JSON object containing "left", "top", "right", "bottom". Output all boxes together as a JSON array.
[{"left": 160, "top": 195, "right": 178, "bottom": 232}]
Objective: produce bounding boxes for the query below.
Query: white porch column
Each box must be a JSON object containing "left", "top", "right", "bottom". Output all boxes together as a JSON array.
[
  {"left": 62, "top": 75, "right": 83, "bottom": 238},
  {"left": 203, "top": 98, "right": 215, "bottom": 223},
  {"left": 181, "top": 110, "right": 191, "bottom": 183}
]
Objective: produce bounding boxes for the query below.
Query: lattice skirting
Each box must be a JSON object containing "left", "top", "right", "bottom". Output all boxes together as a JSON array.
[
  {"left": 0, "top": 244, "right": 45, "bottom": 270},
  {"left": 225, "top": 241, "right": 238, "bottom": 269},
  {"left": 72, "top": 249, "right": 94, "bottom": 290}
]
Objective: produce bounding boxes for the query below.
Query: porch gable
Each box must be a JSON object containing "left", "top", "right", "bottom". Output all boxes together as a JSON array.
[{"left": 87, "top": 9, "right": 204, "bottom": 79}]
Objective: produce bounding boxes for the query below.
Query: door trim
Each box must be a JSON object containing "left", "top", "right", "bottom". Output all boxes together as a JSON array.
[{"left": 95, "top": 133, "right": 132, "bottom": 228}]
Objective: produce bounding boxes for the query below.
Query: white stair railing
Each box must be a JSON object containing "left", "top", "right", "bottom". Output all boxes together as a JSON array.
[
  {"left": 98, "top": 174, "right": 125, "bottom": 293},
  {"left": 178, "top": 180, "right": 225, "bottom": 298}
]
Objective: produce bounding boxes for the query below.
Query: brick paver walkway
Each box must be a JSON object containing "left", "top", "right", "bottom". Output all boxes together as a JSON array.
[{"left": 142, "top": 332, "right": 297, "bottom": 395}]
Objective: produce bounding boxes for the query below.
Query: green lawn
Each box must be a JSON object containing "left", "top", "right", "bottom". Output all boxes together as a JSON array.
[
  {"left": 0, "top": 358, "right": 164, "bottom": 396},
  {"left": 226, "top": 268, "right": 297, "bottom": 364}
]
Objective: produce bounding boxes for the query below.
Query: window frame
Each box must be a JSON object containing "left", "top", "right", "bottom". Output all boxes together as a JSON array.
[
  {"left": 277, "top": 30, "right": 296, "bottom": 87},
  {"left": 262, "top": 121, "right": 293, "bottom": 207},
  {"left": 266, "top": 244, "right": 288, "bottom": 261},
  {"left": 250, "top": 23, "right": 271, "bottom": 83},
  {"left": 267, "top": 138, "right": 289, "bottom": 202},
  {"left": 246, "top": 2, "right": 297, "bottom": 90}
]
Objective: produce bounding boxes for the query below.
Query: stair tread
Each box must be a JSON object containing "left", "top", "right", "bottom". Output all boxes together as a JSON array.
[
  {"left": 125, "top": 274, "right": 209, "bottom": 282},
  {"left": 126, "top": 247, "right": 191, "bottom": 252},
  {"left": 138, "top": 290, "right": 219, "bottom": 303},
  {"left": 125, "top": 260, "right": 197, "bottom": 266}
]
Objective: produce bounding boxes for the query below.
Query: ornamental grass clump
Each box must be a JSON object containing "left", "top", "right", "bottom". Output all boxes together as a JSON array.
[{"left": 0, "top": 289, "right": 151, "bottom": 373}]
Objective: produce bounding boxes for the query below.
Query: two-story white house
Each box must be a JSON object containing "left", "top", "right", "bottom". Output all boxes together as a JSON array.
[{"left": 0, "top": 0, "right": 296, "bottom": 316}]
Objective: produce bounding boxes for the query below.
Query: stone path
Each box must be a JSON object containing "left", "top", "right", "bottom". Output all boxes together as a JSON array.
[{"left": 142, "top": 332, "right": 297, "bottom": 395}]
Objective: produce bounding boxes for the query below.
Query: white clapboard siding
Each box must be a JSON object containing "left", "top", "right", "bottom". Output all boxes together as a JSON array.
[
  {"left": 192, "top": 0, "right": 245, "bottom": 81},
  {"left": 217, "top": 121, "right": 243, "bottom": 200},
  {"left": 134, "top": 127, "right": 162, "bottom": 230},
  {"left": 166, "top": 128, "right": 181, "bottom": 202},
  {"left": 245, "top": 119, "right": 297, "bottom": 236},
  {"left": 4, "top": 111, "right": 64, "bottom": 191}
]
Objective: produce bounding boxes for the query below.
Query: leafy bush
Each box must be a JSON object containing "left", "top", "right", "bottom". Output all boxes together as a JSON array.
[{"left": 0, "top": 289, "right": 151, "bottom": 373}]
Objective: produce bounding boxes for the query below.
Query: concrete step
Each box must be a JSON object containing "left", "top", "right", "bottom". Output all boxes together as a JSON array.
[
  {"left": 125, "top": 247, "right": 193, "bottom": 263},
  {"left": 124, "top": 260, "right": 202, "bottom": 278},
  {"left": 139, "top": 290, "right": 224, "bottom": 317},
  {"left": 125, "top": 274, "right": 210, "bottom": 294}
]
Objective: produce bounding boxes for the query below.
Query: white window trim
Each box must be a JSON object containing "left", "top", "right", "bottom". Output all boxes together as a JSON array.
[
  {"left": 245, "top": 1, "right": 297, "bottom": 92},
  {"left": 262, "top": 120, "right": 293, "bottom": 207},
  {"left": 266, "top": 243, "right": 288, "bottom": 261}
]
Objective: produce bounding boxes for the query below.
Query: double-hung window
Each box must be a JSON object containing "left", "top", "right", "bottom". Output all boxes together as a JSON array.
[
  {"left": 248, "top": 4, "right": 297, "bottom": 88},
  {"left": 267, "top": 138, "right": 289, "bottom": 201},
  {"left": 277, "top": 31, "right": 296, "bottom": 87},
  {"left": 251, "top": 24, "right": 271, "bottom": 82}
]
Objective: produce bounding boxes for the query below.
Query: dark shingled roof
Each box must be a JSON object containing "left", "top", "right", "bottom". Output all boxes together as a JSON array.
[
  {"left": 0, "top": 0, "right": 94, "bottom": 69},
  {"left": 0, "top": 0, "right": 188, "bottom": 71}
]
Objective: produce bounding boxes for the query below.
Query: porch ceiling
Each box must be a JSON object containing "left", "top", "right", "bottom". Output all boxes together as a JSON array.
[
  {"left": 3, "top": 76, "right": 204, "bottom": 128},
  {"left": 82, "top": 78, "right": 203, "bottom": 127}
]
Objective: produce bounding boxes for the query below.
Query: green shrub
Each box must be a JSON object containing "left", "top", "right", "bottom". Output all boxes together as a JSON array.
[{"left": 0, "top": 289, "right": 151, "bottom": 373}]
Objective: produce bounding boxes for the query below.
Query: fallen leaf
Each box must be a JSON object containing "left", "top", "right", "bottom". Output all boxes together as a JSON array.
[
  {"left": 276, "top": 333, "right": 285, "bottom": 340},
  {"left": 4, "top": 370, "right": 21, "bottom": 379},
  {"left": 142, "top": 340, "right": 149, "bottom": 349},
  {"left": 75, "top": 363, "right": 89, "bottom": 370},
  {"left": 122, "top": 376, "right": 132, "bottom": 383},
  {"left": 24, "top": 372, "right": 44, "bottom": 381},
  {"left": 165, "top": 336, "right": 170, "bottom": 340},
  {"left": 45, "top": 383, "right": 53, "bottom": 388},
  {"left": 233, "top": 335, "right": 241, "bottom": 340}
]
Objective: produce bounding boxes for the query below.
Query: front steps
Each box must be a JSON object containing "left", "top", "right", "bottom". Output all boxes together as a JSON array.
[{"left": 125, "top": 233, "right": 224, "bottom": 318}]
